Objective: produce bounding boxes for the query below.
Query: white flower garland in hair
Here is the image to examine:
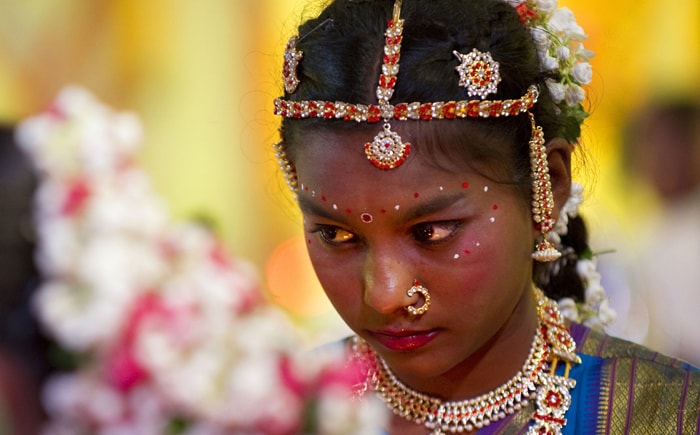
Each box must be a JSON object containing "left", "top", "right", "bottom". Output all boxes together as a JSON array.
[
  {"left": 502, "top": 2, "right": 611, "bottom": 329},
  {"left": 551, "top": 183, "right": 617, "bottom": 330},
  {"left": 17, "top": 86, "right": 386, "bottom": 435},
  {"left": 504, "top": 0, "right": 594, "bottom": 141}
]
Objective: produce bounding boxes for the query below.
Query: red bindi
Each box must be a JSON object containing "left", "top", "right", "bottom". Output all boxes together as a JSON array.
[{"left": 462, "top": 181, "right": 469, "bottom": 188}]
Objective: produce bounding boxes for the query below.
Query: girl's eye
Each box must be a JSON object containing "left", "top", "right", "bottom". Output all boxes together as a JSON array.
[
  {"left": 314, "top": 225, "right": 357, "bottom": 245},
  {"left": 412, "top": 221, "right": 462, "bottom": 244}
]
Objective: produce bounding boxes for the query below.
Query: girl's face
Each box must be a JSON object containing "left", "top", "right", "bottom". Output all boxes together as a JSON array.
[{"left": 294, "top": 126, "right": 544, "bottom": 394}]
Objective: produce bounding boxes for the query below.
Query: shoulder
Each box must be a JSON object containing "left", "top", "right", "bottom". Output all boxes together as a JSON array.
[
  {"left": 571, "top": 323, "right": 700, "bottom": 433},
  {"left": 574, "top": 322, "right": 698, "bottom": 370}
]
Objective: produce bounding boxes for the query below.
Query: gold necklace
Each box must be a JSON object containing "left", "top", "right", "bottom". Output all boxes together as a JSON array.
[{"left": 352, "top": 288, "right": 581, "bottom": 435}]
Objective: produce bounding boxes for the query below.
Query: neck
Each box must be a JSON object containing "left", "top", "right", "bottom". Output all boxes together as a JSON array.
[
  {"left": 444, "top": 290, "right": 539, "bottom": 400},
  {"left": 354, "top": 288, "right": 580, "bottom": 435},
  {"left": 397, "top": 286, "right": 539, "bottom": 400}
]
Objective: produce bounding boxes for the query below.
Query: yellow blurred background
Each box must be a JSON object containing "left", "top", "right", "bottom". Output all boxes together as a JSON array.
[{"left": 1, "top": 0, "right": 699, "bottom": 342}]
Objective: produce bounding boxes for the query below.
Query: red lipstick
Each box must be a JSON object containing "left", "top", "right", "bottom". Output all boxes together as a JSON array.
[{"left": 371, "top": 329, "right": 439, "bottom": 352}]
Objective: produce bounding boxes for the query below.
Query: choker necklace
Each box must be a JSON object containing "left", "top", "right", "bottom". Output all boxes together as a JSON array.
[{"left": 352, "top": 288, "right": 581, "bottom": 435}]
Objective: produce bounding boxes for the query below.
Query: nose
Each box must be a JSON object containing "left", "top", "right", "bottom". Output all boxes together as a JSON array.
[{"left": 362, "top": 247, "right": 414, "bottom": 315}]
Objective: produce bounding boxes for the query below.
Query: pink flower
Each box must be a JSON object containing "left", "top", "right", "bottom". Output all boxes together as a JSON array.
[
  {"left": 104, "top": 293, "right": 169, "bottom": 391},
  {"left": 61, "top": 177, "right": 91, "bottom": 216},
  {"left": 105, "top": 341, "right": 149, "bottom": 392}
]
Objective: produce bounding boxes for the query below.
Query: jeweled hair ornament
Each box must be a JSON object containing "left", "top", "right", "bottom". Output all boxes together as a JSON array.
[{"left": 282, "top": 36, "right": 303, "bottom": 94}]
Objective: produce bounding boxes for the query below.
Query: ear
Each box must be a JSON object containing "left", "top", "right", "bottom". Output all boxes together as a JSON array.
[{"left": 545, "top": 137, "right": 573, "bottom": 223}]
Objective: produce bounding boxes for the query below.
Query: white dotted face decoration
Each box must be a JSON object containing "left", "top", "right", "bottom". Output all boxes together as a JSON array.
[{"left": 299, "top": 179, "right": 495, "bottom": 235}]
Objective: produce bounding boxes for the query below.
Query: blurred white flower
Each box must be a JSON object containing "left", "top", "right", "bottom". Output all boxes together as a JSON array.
[
  {"left": 585, "top": 278, "right": 606, "bottom": 304},
  {"left": 548, "top": 8, "right": 586, "bottom": 41},
  {"left": 557, "top": 297, "right": 580, "bottom": 323},
  {"left": 540, "top": 53, "right": 560, "bottom": 71},
  {"left": 545, "top": 78, "right": 566, "bottom": 103},
  {"left": 571, "top": 62, "right": 593, "bottom": 85},
  {"left": 576, "top": 259, "right": 599, "bottom": 281},
  {"left": 530, "top": 27, "right": 550, "bottom": 50},
  {"left": 534, "top": 0, "right": 558, "bottom": 14},
  {"left": 598, "top": 298, "right": 617, "bottom": 325},
  {"left": 564, "top": 83, "right": 585, "bottom": 106},
  {"left": 553, "top": 182, "right": 584, "bottom": 236},
  {"left": 556, "top": 45, "right": 571, "bottom": 61}
]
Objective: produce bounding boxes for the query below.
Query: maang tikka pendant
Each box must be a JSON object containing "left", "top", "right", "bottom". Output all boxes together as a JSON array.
[
  {"left": 365, "top": 123, "right": 411, "bottom": 170},
  {"left": 365, "top": 4, "right": 410, "bottom": 170}
]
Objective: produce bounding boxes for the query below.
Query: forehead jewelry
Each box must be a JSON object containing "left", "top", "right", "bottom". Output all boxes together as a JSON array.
[
  {"left": 405, "top": 279, "right": 430, "bottom": 316},
  {"left": 363, "top": 0, "right": 410, "bottom": 169},
  {"left": 274, "top": 0, "right": 538, "bottom": 171}
]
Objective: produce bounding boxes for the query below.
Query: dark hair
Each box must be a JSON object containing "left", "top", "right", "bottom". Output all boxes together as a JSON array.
[
  {"left": 279, "top": 0, "right": 589, "bottom": 302},
  {"left": 0, "top": 125, "right": 52, "bottom": 423}
]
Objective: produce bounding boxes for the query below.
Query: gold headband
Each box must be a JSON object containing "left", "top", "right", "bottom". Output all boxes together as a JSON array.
[{"left": 274, "top": 0, "right": 539, "bottom": 170}]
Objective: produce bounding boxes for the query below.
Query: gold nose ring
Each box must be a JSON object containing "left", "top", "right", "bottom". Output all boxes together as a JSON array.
[{"left": 405, "top": 280, "right": 430, "bottom": 316}]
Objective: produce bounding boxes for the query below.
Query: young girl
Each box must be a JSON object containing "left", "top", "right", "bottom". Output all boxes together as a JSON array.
[{"left": 272, "top": 0, "right": 700, "bottom": 433}]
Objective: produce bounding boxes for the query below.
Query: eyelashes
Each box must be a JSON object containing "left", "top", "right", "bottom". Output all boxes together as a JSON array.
[
  {"left": 411, "top": 220, "right": 463, "bottom": 245},
  {"left": 309, "top": 220, "right": 464, "bottom": 247},
  {"left": 310, "top": 225, "right": 357, "bottom": 245}
]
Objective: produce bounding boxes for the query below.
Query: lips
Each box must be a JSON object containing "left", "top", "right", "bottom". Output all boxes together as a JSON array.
[{"left": 370, "top": 329, "right": 439, "bottom": 352}]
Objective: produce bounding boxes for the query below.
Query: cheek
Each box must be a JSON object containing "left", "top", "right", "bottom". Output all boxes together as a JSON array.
[
  {"left": 448, "top": 203, "right": 532, "bottom": 266},
  {"left": 305, "top": 242, "right": 358, "bottom": 306}
]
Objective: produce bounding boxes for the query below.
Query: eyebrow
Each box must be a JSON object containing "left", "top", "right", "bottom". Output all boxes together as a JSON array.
[
  {"left": 403, "top": 192, "right": 467, "bottom": 221},
  {"left": 298, "top": 191, "right": 467, "bottom": 223},
  {"left": 298, "top": 195, "right": 344, "bottom": 221}
]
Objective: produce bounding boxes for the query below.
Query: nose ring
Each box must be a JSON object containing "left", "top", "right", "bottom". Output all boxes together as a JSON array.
[{"left": 405, "top": 280, "right": 431, "bottom": 316}]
